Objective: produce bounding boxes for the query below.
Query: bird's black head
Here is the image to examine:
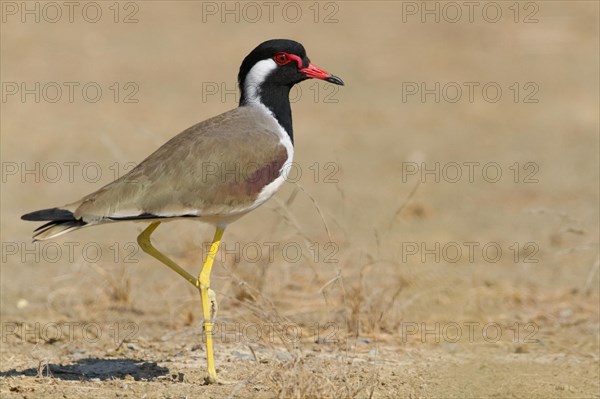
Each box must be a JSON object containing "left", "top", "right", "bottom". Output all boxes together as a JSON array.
[
  {"left": 238, "top": 39, "right": 344, "bottom": 100},
  {"left": 237, "top": 39, "right": 344, "bottom": 141}
]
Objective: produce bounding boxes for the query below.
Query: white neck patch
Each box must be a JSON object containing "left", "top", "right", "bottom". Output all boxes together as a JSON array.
[{"left": 243, "top": 58, "right": 277, "bottom": 105}]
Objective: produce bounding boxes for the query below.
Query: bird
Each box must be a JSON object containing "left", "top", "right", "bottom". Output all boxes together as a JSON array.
[{"left": 21, "top": 39, "right": 344, "bottom": 384}]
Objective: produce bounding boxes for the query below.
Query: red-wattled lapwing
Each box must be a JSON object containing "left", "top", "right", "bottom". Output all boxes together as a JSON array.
[{"left": 21, "top": 39, "right": 344, "bottom": 384}]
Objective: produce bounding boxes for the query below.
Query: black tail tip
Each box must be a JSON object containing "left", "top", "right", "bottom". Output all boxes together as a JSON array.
[{"left": 21, "top": 208, "right": 74, "bottom": 222}]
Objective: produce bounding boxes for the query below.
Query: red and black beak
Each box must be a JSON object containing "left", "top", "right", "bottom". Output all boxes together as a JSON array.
[{"left": 300, "top": 63, "right": 344, "bottom": 86}]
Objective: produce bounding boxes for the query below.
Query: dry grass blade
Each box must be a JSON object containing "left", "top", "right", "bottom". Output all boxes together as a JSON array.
[
  {"left": 292, "top": 182, "right": 334, "bottom": 244},
  {"left": 387, "top": 179, "right": 421, "bottom": 232},
  {"left": 583, "top": 255, "right": 600, "bottom": 296}
]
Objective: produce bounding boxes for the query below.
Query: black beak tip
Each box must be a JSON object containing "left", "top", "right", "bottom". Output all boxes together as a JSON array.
[{"left": 325, "top": 75, "right": 344, "bottom": 86}]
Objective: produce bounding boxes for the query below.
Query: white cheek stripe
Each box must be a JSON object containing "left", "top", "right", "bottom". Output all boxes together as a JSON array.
[
  {"left": 244, "top": 59, "right": 277, "bottom": 105},
  {"left": 241, "top": 60, "right": 294, "bottom": 211}
]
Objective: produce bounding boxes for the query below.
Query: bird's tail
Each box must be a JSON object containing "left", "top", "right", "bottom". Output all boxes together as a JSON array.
[{"left": 21, "top": 208, "right": 87, "bottom": 241}]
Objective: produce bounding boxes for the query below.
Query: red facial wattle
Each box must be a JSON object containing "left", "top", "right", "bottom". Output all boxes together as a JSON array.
[{"left": 272, "top": 52, "right": 345, "bottom": 86}]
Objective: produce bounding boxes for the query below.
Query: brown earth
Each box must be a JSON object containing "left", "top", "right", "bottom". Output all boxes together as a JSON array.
[{"left": 1, "top": 1, "right": 598, "bottom": 398}]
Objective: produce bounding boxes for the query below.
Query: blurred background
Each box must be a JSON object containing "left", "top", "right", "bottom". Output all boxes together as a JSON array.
[{"left": 1, "top": 1, "right": 598, "bottom": 397}]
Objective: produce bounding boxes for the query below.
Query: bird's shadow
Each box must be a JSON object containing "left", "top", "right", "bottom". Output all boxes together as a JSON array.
[{"left": 0, "top": 358, "right": 169, "bottom": 381}]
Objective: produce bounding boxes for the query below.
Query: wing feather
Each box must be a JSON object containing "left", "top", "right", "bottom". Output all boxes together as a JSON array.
[{"left": 71, "top": 106, "right": 290, "bottom": 223}]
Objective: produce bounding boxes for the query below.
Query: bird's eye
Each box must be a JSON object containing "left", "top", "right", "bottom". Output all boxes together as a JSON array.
[{"left": 274, "top": 52, "right": 290, "bottom": 65}]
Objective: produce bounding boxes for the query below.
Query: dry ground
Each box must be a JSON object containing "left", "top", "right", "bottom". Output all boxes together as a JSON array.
[{"left": 1, "top": 1, "right": 599, "bottom": 398}]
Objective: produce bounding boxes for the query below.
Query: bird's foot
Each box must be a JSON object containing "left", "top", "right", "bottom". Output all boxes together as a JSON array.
[{"left": 203, "top": 374, "right": 238, "bottom": 385}]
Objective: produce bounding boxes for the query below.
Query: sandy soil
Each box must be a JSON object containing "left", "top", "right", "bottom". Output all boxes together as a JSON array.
[{"left": 1, "top": 1, "right": 599, "bottom": 398}]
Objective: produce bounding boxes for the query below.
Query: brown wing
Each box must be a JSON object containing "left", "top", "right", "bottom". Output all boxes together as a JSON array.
[{"left": 71, "top": 106, "right": 289, "bottom": 223}]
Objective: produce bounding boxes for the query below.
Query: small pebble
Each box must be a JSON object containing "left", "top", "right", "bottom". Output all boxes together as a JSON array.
[
  {"left": 231, "top": 351, "right": 254, "bottom": 361},
  {"left": 559, "top": 309, "right": 573, "bottom": 318},
  {"left": 275, "top": 351, "right": 292, "bottom": 361},
  {"left": 16, "top": 299, "right": 28, "bottom": 309}
]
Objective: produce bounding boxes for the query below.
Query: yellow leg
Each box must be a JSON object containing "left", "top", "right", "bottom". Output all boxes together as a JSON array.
[
  {"left": 137, "top": 222, "right": 197, "bottom": 287},
  {"left": 137, "top": 222, "right": 226, "bottom": 384},
  {"left": 199, "top": 225, "right": 225, "bottom": 384}
]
